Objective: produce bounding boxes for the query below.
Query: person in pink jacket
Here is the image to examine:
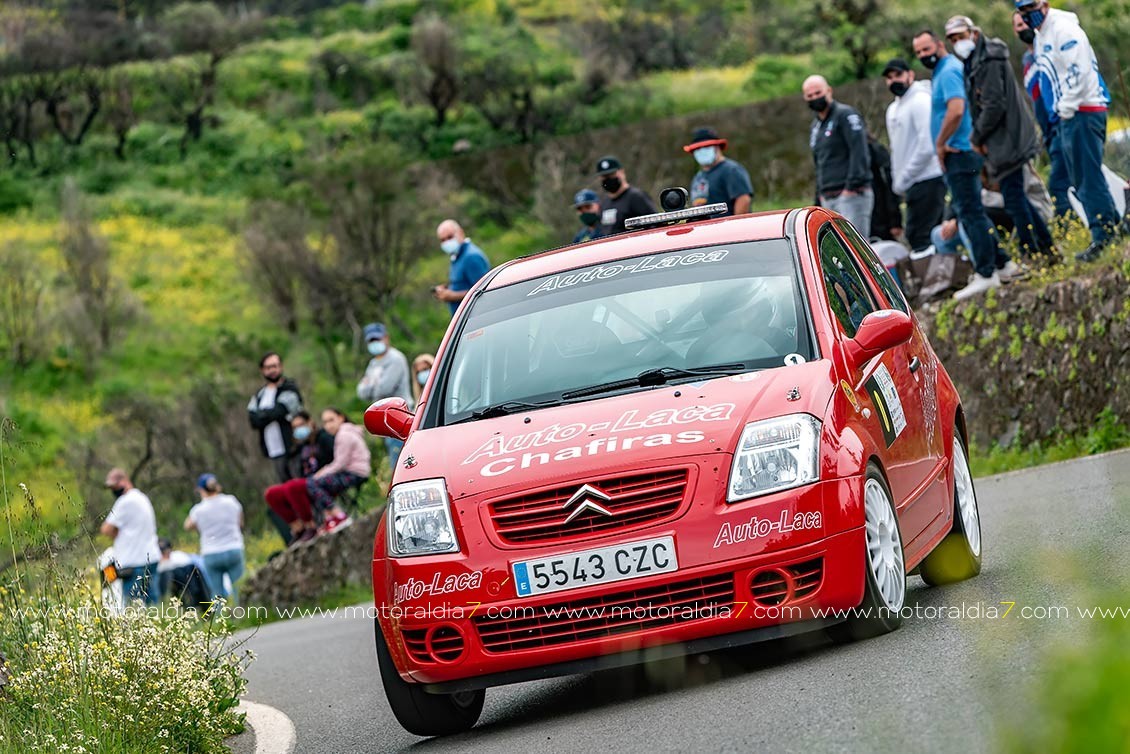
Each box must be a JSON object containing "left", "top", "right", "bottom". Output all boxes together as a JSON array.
[{"left": 263, "top": 408, "right": 371, "bottom": 543}]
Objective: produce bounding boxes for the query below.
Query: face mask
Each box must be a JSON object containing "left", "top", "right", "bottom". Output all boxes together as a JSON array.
[
  {"left": 367, "top": 340, "right": 387, "bottom": 356},
  {"left": 579, "top": 211, "right": 600, "bottom": 227},
  {"left": 806, "top": 96, "right": 829, "bottom": 113},
  {"left": 440, "top": 238, "right": 460, "bottom": 255},
  {"left": 953, "top": 38, "right": 975, "bottom": 60},
  {"left": 1022, "top": 10, "right": 1045, "bottom": 31},
  {"left": 601, "top": 176, "right": 622, "bottom": 193},
  {"left": 416, "top": 368, "right": 431, "bottom": 386},
  {"left": 110, "top": 486, "right": 125, "bottom": 499},
  {"left": 293, "top": 425, "right": 311, "bottom": 441},
  {"left": 692, "top": 146, "right": 718, "bottom": 167},
  {"left": 1017, "top": 28, "right": 1036, "bottom": 45},
  {"left": 888, "top": 81, "right": 909, "bottom": 97},
  {"left": 918, "top": 53, "right": 939, "bottom": 70}
]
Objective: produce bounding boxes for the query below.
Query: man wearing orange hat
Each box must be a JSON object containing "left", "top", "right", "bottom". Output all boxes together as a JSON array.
[{"left": 684, "top": 127, "right": 754, "bottom": 216}]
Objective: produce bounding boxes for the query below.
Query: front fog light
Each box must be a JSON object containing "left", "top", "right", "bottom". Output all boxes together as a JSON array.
[
  {"left": 728, "top": 414, "right": 821, "bottom": 502},
  {"left": 388, "top": 479, "right": 459, "bottom": 557}
]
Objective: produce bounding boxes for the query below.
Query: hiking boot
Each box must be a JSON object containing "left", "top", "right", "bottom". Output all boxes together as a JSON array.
[
  {"left": 1075, "top": 242, "right": 1106, "bottom": 263},
  {"left": 953, "top": 272, "right": 1001, "bottom": 301}
]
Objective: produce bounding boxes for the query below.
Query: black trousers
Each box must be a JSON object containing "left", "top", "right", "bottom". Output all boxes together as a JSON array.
[{"left": 904, "top": 176, "right": 947, "bottom": 252}]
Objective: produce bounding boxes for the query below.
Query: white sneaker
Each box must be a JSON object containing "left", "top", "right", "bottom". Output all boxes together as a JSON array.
[
  {"left": 997, "top": 260, "right": 1028, "bottom": 283},
  {"left": 953, "top": 272, "right": 1001, "bottom": 301}
]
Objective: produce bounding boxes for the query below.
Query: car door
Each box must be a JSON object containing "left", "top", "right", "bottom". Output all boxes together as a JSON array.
[{"left": 813, "top": 225, "right": 923, "bottom": 513}]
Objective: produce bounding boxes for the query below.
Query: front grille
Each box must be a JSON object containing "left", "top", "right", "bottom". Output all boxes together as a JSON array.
[
  {"left": 488, "top": 469, "right": 689, "bottom": 545},
  {"left": 474, "top": 573, "right": 734, "bottom": 654},
  {"left": 750, "top": 558, "right": 824, "bottom": 607}
]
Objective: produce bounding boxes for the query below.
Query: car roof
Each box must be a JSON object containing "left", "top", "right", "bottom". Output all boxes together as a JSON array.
[{"left": 485, "top": 209, "right": 805, "bottom": 290}]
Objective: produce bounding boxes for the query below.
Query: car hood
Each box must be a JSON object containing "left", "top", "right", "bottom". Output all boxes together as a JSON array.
[{"left": 395, "top": 361, "right": 837, "bottom": 500}]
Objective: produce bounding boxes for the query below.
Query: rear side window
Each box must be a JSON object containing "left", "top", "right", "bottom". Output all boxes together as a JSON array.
[
  {"left": 835, "top": 220, "right": 910, "bottom": 314},
  {"left": 817, "top": 227, "right": 878, "bottom": 338}
]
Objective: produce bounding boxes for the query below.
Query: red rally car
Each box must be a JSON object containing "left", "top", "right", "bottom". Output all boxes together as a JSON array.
[{"left": 364, "top": 201, "right": 983, "bottom": 737}]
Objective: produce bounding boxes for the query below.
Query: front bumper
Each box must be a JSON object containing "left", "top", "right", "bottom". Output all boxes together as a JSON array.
[{"left": 375, "top": 474, "right": 867, "bottom": 687}]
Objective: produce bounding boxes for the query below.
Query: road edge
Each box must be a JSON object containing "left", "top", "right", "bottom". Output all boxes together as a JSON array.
[{"left": 237, "top": 700, "right": 297, "bottom": 754}]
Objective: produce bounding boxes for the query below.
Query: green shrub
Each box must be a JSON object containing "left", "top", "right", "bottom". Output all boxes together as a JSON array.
[{"left": 0, "top": 173, "right": 34, "bottom": 215}]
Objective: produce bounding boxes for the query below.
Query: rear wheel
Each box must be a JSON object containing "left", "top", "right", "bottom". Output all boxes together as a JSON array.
[
  {"left": 374, "top": 622, "right": 484, "bottom": 737},
  {"left": 920, "top": 432, "right": 983, "bottom": 586},
  {"left": 828, "top": 464, "right": 906, "bottom": 642}
]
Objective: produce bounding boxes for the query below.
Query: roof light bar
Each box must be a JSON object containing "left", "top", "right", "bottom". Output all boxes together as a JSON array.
[{"left": 624, "top": 202, "right": 729, "bottom": 230}]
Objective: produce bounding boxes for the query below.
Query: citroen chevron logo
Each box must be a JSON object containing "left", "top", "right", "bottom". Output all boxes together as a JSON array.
[{"left": 562, "top": 484, "right": 614, "bottom": 524}]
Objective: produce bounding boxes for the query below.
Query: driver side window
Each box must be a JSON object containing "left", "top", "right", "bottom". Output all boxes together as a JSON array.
[{"left": 818, "top": 227, "right": 878, "bottom": 338}]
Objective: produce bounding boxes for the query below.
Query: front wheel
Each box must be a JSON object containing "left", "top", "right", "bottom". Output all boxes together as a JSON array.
[
  {"left": 919, "top": 431, "right": 983, "bottom": 586},
  {"left": 828, "top": 464, "right": 906, "bottom": 642},
  {"left": 375, "top": 622, "right": 484, "bottom": 737}
]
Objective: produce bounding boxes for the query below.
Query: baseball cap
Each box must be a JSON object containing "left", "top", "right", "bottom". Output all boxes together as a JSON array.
[
  {"left": 1015, "top": 1, "right": 1040, "bottom": 9},
  {"left": 196, "top": 473, "right": 217, "bottom": 490},
  {"left": 881, "top": 58, "right": 911, "bottom": 76},
  {"left": 363, "top": 322, "right": 387, "bottom": 341},
  {"left": 683, "top": 126, "right": 727, "bottom": 153},
  {"left": 944, "top": 15, "right": 975, "bottom": 36},
  {"left": 573, "top": 189, "right": 600, "bottom": 207},
  {"left": 594, "top": 156, "right": 622, "bottom": 175}
]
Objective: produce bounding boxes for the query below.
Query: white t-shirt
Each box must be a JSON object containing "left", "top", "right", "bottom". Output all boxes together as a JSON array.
[
  {"left": 189, "top": 494, "right": 245, "bottom": 555},
  {"left": 105, "top": 488, "right": 161, "bottom": 568},
  {"left": 258, "top": 386, "right": 285, "bottom": 458}
]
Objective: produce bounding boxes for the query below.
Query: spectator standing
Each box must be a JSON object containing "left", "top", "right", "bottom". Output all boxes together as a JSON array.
[
  {"left": 184, "top": 474, "right": 245, "bottom": 604},
  {"left": 867, "top": 134, "right": 903, "bottom": 242},
  {"left": 946, "top": 15, "right": 1056, "bottom": 264},
  {"left": 883, "top": 58, "right": 946, "bottom": 251},
  {"left": 100, "top": 467, "right": 161, "bottom": 605},
  {"left": 434, "top": 220, "right": 490, "bottom": 316},
  {"left": 247, "top": 351, "right": 302, "bottom": 546},
  {"left": 803, "top": 75, "right": 874, "bottom": 237},
  {"left": 411, "top": 353, "right": 435, "bottom": 406},
  {"left": 684, "top": 127, "right": 754, "bottom": 216},
  {"left": 1017, "top": 0, "right": 1121, "bottom": 261},
  {"left": 572, "top": 189, "right": 603, "bottom": 244},
  {"left": 356, "top": 322, "right": 412, "bottom": 468},
  {"left": 594, "top": 156, "right": 658, "bottom": 236},
  {"left": 1014, "top": 11, "right": 1075, "bottom": 221},
  {"left": 913, "top": 29, "right": 1018, "bottom": 300}
]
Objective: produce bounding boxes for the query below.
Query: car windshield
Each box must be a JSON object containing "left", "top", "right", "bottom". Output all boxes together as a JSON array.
[{"left": 434, "top": 239, "right": 815, "bottom": 426}]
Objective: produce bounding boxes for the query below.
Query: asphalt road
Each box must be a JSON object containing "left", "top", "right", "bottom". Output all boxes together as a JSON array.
[{"left": 230, "top": 449, "right": 1130, "bottom": 754}]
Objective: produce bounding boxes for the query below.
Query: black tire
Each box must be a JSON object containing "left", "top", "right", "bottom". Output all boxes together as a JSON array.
[
  {"left": 374, "top": 622, "right": 484, "bottom": 737},
  {"left": 920, "top": 430, "right": 983, "bottom": 586},
  {"left": 827, "top": 464, "right": 906, "bottom": 643}
]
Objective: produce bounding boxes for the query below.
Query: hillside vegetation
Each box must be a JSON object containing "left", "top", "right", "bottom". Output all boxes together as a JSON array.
[{"left": 1, "top": 0, "right": 1129, "bottom": 554}]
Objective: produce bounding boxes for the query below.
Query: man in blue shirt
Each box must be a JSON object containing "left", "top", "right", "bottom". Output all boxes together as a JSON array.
[
  {"left": 683, "top": 127, "right": 754, "bottom": 216},
  {"left": 434, "top": 219, "right": 491, "bottom": 316},
  {"left": 913, "top": 27, "right": 1016, "bottom": 301}
]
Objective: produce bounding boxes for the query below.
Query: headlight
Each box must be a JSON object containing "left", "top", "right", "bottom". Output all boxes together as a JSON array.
[
  {"left": 387, "top": 479, "right": 459, "bottom": 557},
  {"left": 728, "top": 414, "right": 821, "bottom": 502}
]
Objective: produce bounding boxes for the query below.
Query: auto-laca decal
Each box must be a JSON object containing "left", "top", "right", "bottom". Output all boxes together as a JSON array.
[
  {"left": 463, "top": 403, "right": 736, "bottom": 477},
  {"left": 526, "top": 249, "right": 730, "bottom": 297}
]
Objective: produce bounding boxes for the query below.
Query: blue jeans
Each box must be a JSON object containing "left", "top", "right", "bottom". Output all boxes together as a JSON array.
[
  {"left": 384, "top": 437, "right": 405, "bottom": 470},
  {"left": 202, "top": 548, "right": 245, "bottom": 603},
  {"left": 943, "top": 151, "right": 1008, "bottom": 278},
  {"left": 931, "top": 222, "right": 972, "bottom": 256},
  {"left": 1061, "top": 110, "right": 1120, "bottom": 245},
  {"left": 121, "top": 561, "right": 160, "bottom": 606},
  {"left": 1046, "top": 126, "right": 1074, "bottom": 220},
  {"left": 999, "top": 168, "right": 1054, "bottom": 257}
]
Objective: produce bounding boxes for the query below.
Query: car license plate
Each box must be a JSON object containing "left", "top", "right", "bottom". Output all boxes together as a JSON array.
[{"left": 512, "top": 536, "right": 677, "bottom": 597}]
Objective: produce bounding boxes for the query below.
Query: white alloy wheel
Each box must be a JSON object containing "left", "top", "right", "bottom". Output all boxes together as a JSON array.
[
  {"left": 864, "top": 478, "right": 906, "bottom": 612},
  {"left": 952, "top": 436, "right": 981, "bottom": 557}
]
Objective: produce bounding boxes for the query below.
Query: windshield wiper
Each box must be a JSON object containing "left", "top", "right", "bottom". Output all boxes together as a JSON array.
[
  {"left": 561, "top": 364, "right": 748, "bottom": 401},
  {"left": 452, "top": 400, "right": 560, "bottom": 424}
]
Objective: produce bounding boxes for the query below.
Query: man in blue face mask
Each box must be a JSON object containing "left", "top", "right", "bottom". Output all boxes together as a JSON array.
[
  {"left": 357, "top": 322, "right": 413, "bottom": 467},
  {"left": 684, "top": 127, "right": 754, "bottom": 216},
  {"left": 433, "top": 219, "right": 491, "bottom": 316}
]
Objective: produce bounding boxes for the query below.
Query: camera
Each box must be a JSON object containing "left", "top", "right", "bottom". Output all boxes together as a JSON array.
[{"left": 659, "top": 187, "right": 689, "bottom": 212}]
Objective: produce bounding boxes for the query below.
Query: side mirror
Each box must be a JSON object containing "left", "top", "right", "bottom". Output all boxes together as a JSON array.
[
  {"left": 364, "top": 397, "right": 414, "bottom": 441},
  {"left": 845, "top": 310, "right": 913, "bottom": 367}
]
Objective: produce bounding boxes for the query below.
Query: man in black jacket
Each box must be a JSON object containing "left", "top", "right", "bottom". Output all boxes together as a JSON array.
[
  {"left": 946, "top": 15, "right": 1056, "bottom": 262},
  {"left": 247, "top": 351, "right": 304, "bottom": 544},
  {"left": 803, "top": 74, "right": 873, "bottom": 237},
  {"left": 594, "top": 156, "right": 658, "bottom": 236}
]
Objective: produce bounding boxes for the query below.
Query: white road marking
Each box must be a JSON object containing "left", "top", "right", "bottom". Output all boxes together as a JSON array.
[{"left": 238, "top": 700, "right": 297, "bottom": 754}]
